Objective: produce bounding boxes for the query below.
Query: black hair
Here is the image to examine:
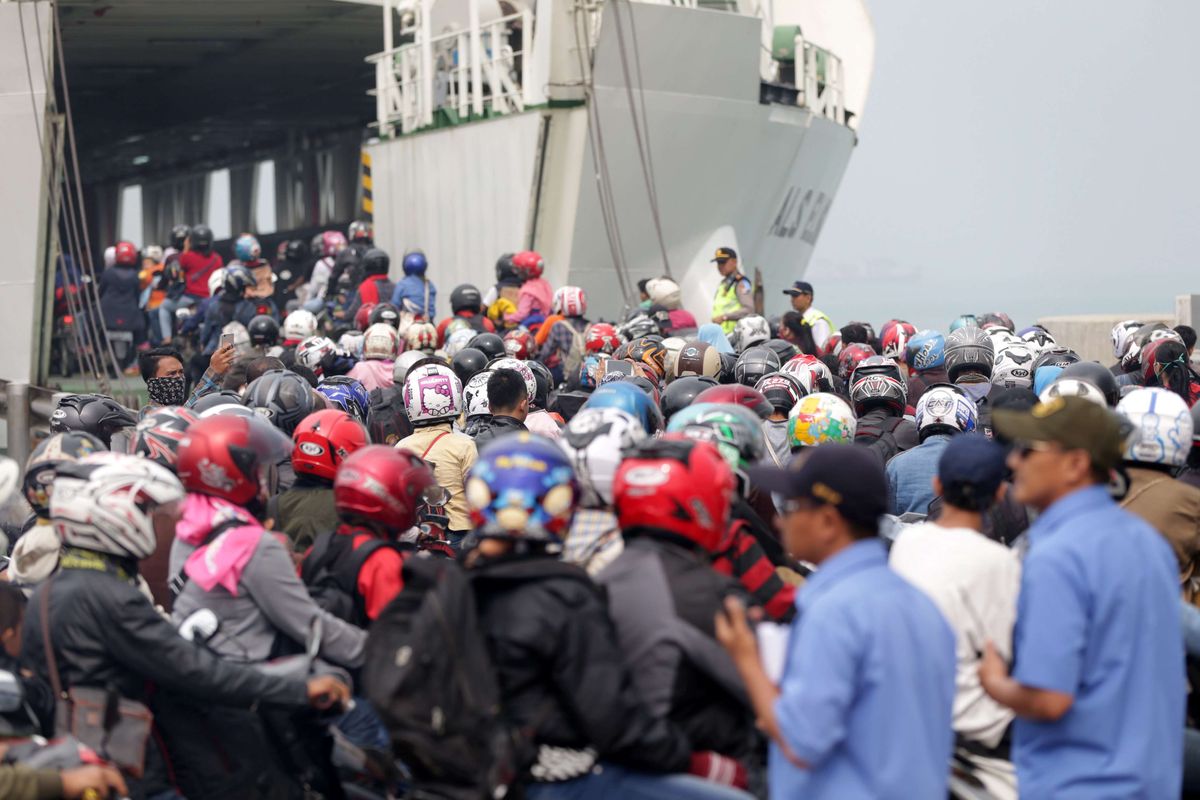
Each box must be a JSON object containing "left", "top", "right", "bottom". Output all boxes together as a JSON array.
[
  {"left": 846, "top": 518, "right": 878, "bottom": 541},
  {"left": 487, "top": 369, "right": 528, "bottom": 414},
  {"left": 781, "top": 312, "right": 819, "bottom": 356},
  {"left": 637, "top": 279, "right": 651, "bottom": 296},
  {"left": 138, "top": 347, "right": 185, "bottom": 384},
  {"left": 247, "top": 356, "right": 286, "bottom": 384},
  {"left": 1176, "top": 325, "right": 1197, "bottom": 351},
  {"left": 222, "top": 357, "right": 253, "bottom": 391},
  {"left": 941, "top": 479, "right": 996, "bottom": 512},
  {"left": 0, "top": 583, "right": 26, "bottom": 633}
]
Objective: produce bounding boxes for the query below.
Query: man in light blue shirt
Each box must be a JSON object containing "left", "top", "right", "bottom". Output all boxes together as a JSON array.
[
  {"left": 983, "top": 397, "right": 1185, "bottom": 797},
  {"left": 886, "top": 383, "right": 979, "bottom": 515},
  {"left": 720, "top": 444, "right": 956, "bottom": 799}
]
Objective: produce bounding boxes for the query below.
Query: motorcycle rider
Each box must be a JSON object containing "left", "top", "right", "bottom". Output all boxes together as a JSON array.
[
  {"left": 849, "top": 356, "right": 919, "bottom": 462},
  {"left": 945, "top": 326, "right": 997, "bottom": 435},
  {"left": 471, "top": 369, "right": 531, "bottom": 447},
  {"left": 904, "top": 330, "right": 950, "bottom": 403},
  {"left": 158, "top": 224, "right": 222, "bottom": 345},
  {"left": 390, "top": 250, "right": 437, "bottom": 319},
  {"left": 98, "top": 241, "right": 146, "bottom": 372},
  {"left": 343, "top": 248, "right": 396, "bottom": 323},
  {"left": 886, "top": 385, "right": 979, "bottom": 516}
]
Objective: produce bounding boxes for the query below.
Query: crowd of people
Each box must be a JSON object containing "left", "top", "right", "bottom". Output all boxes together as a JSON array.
[{"left": 7, "top": 222, "right": 1200, "bottom": 799}]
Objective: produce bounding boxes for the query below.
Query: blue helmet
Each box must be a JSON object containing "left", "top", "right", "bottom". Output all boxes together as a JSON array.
[
  {"left": 221, "top": 265, "right": 256, "bottom": 296},
  {"left": 905, "top": 330, "right": 946, "bottom": 372},
  {"left": 317, "top": 376, "right": 370, "bottom": 423},
  {"left": 402, "top": 250, "right": 428, "bottom": 276},
  {"left": 234, "top": 234, "right": 261, "bottom": 263},
  {"left": 466, "top": 432, "right": 579, "bottom": 544},
  {"left": 1033, "top": 365, "right": 1064, "bottom": 396},
  {"left": 949, "top": 314, "right": 979, "bottom": 333},
  {"left": 582, "top": 381, "right": 663, "bottom": 434}
]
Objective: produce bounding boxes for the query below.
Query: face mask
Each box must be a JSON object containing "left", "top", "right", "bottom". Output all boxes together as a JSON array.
[{"left": 147, "top": 376, "right": 186, "bottom": 406}]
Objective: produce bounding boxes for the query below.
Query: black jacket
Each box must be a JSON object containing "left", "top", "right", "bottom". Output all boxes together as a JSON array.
[
  {"left": 855, "top": 407, "right": 919, "bottom": 464},
  {"left": 99, "top": 265, "right": 145, "bottom": 332},
  {"left": 471, "top": 414, "right": 528, "bottom": 448},
  {"left": 470, "top": 554, "right": 692, "bottom": 775}
]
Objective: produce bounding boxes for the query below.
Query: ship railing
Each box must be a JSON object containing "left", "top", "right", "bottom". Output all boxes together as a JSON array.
[
  {"left": 368, "top": 9, "right": 532, "bottom": 135},
  {"left": 799, "top": 40, "right": 845, "bottom": 124}
]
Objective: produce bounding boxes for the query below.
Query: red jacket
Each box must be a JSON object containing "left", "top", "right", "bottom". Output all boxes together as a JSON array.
[{"left": 181, "top": 250, "right": 224, "bottom": 298}]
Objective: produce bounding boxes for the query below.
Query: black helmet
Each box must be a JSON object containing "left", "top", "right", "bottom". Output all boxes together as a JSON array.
[
  {"left": 284, "top": 239, "right": 308, "bottom": 262},
  {"left": 192, "top": 390, "right": 255, "bottom": 417},
  {"left": 944, "top": 327, "right": 995, "bottom": 383},
  {"left": 222, "top": 265, "right": 255, "bottom": 297},
  {"left": 451, "top": 284, "right": 484, "bottom": 313},
  {"left": 170, "top": 224, "right": 191, "bottom": 251},
  {"left": 733, "top": 346, "right": 781, "bottom": 387},
  {"left": 469, "top": 332, "right": 506, "bottom": 361},
  {"left": 662, "top": 375, "right": 719, "bottom": 420},
  {"left": 189, "top": 224, "right": 213, "bottom": 252},
  {"left": 247, "top": 315, "right": 280, "bottom": 347},
  {"left": 49, "top": 395, "right": 136, "bottom": 448},
  {"left": 1032, "top": 346, "right": 1080, "bottom": 374},
  {"left": 361, "top": 248, "right": 390, "bottom": 276},
  {"left": 763, "top": 338, "right": 799, "bottom": 364},
  {"left": 1058, "top": 360, "right": 1119, "bottom": 406},
  {"left": 450, "top": 347, "right": 489, "bottom": 385},
  {"left": 23, "top": 431, "right": 107, "bottom": 516},
  {"left": 718, "top": 351, "right": 739, "bottom": 384},
  {"left": 368, "top": 303, "right": 401, "bottom": 329},
  {"left": 526, "top": 360, "right": 553, "bottom": 409},
  {"left": 242, "top": 370, "right": 317, "bottom": 435},
  {"left": 495, "top": 253, "right": 516, "bottom": 283}
]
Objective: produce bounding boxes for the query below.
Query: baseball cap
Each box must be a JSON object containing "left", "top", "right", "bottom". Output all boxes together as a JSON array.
[
  {"left": 993, "top": 396, "right": 1125, "bottom": 470},
  {"left": 748, "top": 443, "right": 887, "bottom": 529},
  {"left": 711, "top": 247, "right": 737, "bottom": 262},
  {"left": 938, "top": 434, "right": 1006, "bottom": 499},
  {"left": 782, "top": 280, "right": 814, "bottom": 296}
]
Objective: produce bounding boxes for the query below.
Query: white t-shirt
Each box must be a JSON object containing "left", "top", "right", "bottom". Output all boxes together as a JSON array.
[{"left": 890, "top": 522, "right": 1021, "bottom": 748}]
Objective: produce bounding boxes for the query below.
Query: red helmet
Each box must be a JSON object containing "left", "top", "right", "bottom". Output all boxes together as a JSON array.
[
  {"left": 585, "top": 323, "right": 621, "bottom": 354},
  {"left": 504, "top": 329, "right": 534, "bottom": 360},
  {"left": 114, "top": 241, "right": 139, "bottom": 267},
  {"left": 292, "top": 410, "right": 369, "bottom": 482},
  {"left": 838, "top": 343, "right": 877, "bottom": 380},
  {"left": 176, "top": 415, "right": 291, "bottom": 510},
  {"left": 354, "top": 303, "right": 377, "bottom": 332},
  {"left": 511, "top": 250, "right": 544, "bottom": 280},
  {"left": 693, "top": 385, "right": 773, "bottom": 420},
  {"left": 613, "top": 435, "right": 734, "bottom": 553},
  {"left": 334, "top": 445, "right": 437, "bottom": 531},
  {"left": 880, "top": 320, "right": 918, "bottom": 362}
]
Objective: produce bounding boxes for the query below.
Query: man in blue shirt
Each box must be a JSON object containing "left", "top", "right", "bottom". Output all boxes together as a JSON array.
[
  {"left": 719, "top": 444, "right": 956, "bottom": 799},
  {"left": 886, "top": 383, "right": 979, "bottom": 515},
  {"left": 982, "top": 396, "right": 1185, "bottom": 797}
]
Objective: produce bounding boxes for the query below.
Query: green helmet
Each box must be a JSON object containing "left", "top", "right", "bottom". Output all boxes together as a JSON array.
[{"left": 666, "top": 402, "right": 764, "bottom": 470}]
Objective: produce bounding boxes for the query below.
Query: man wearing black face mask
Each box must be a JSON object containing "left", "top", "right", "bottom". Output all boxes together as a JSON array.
[{"left": 138, "top": 344, "right": 236, "bottom": 415}]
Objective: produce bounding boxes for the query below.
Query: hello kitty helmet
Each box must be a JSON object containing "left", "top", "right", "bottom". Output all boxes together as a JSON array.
[{"left": 402, "top": 363, "right": 464, "bottom": 425}]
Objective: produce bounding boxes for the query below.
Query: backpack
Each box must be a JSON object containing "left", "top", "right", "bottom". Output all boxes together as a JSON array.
[
  {"left": 561, "top": 322, "right": 586, "bottom": 385},
  {"left": 300, "top": 531, "right": 406, "bottom": 627},
  {"left": 367, "top": 386, "right": 413, "bottom": 446},
  {"left": 362, "top": 555, "right": 520, "bottom": 799}
]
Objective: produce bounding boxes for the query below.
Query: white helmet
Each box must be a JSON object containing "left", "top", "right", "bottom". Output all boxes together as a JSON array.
[
  {"left": 363, "top": 323, "right": 400, "bottom": 361},
  {"left": 402, "top": 363, "right": 464, "bottom": 424},
  {"left": 221, "top": 321, "right": 252, "bottom": 356},
  {"left": 392, "top": 350, "right": 428, "bottom": 386},
  {"left": 50, "top": 453, "right": 184, "bottom": 560},
  {"left": 463, "top": 370, "right": 494, "bottom": 418},
  {"left": 338, "top": 332, "right": 365, "bottom": 361},
  {"left": 1116, "top": 387, "right": 1193, "bottom": 467},
  {"left": 660, "top": 337, "right": 686, "bottom": 378},
  {"left": 986, "top": 328, "right": 1020, "bottom": 351},
  {"left": 143, "top": 245, "right": 164, "bottom": 263},
  {"left": 559, "top": 408, "right": 648, "bottom": 505},
  {"left": 444, "top": 327, "right": 476, "bottom": 358},
  {"left": 295, "top": 336, "right": 337, "bottom": 373},
  {"left": 1112, "top": 319, "right": 1145, "bottom": 360},
  {"left": 405, "top": 322, "right": 438, "bottom": 354},
  {"left": 207, "top": 267, "right": 227, "bottom": 298},
  {"left": 991, "top": 343, "right": 1037, "bottom": 389},
  {"left": 646, "top": 278, "right": 682, "bottom": 310},
  {"left": 780, "top": 355, "right": 833, "bottom": 394},
  {"left": 1021, "top": 327, "right": 1057, "bottom": 354},
  {"left": 1039, "top": 378, "right": 1107, "bottom": 407},
  {"left": 914, "top": 385, "right": 978, "bottom": 439},
  {"left": 103, "top": 246, "right": 116, "bottom": 269},
  {"left": 488, "top": 357, "right": 537, "bottom": 398},
  {"left": 731, "top": 315, "right": 771, "bottom": 353},
  {"left": 283, "top": 309, "right": 319, "bottom": 341},
  {"left": 553, "top": 286, "right": 587, "bottom": 317}
]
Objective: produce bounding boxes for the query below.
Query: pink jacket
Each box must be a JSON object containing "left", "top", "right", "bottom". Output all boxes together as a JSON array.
[
  {"left": 506, "top": 278, "right": 553, "bottom": 324},
  {"left": 349, "top": 359, "right": 395, "bottom": 392}
]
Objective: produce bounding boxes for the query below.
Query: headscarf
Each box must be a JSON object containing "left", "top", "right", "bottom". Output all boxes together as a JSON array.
[{"left": 697, "top": 323, "right": 734, "bottom": 355}]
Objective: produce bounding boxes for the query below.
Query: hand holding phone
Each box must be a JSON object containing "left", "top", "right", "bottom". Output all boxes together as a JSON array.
[{"left": 219, "top": 333, "right": 236, "bottom": 350}]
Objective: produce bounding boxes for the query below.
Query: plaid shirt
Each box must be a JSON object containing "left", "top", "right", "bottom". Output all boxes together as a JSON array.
[
  {"left": 538, "top": 318, "right": 587, "bottom": 366},
  {"left": 562, "top": 508, "right": 623, "bottom": 577}
]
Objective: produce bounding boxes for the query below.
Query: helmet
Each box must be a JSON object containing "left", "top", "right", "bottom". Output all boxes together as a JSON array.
[
  {"left": 450, "top": 284, "right": 483, "bottom": 314},
  {"left": 944, "top": 327, "right": 995, "bottom": 383},
  {"left": 731, "top": 315, "right": 771, "bottom": 352},
  {"left": 527, "top": 361, "right": 554, "bottom": 409},
  {"left": 1021, "top": 327, "right": 1057, "bottom": 353},
  {"left": 467, "top": 433, "right": 578, "bottom": 543},
  {"left": 880, "top": 320, "right": 918, "bottom": 361},
  {"left": 463, "top": 370, "right": 494, "bottom": 417},
  {"left": 849, "top": 355, "right": 907, "bottom": 415},
  {"left": 50, "top": 395, "right": 136, "bottom": 448},
  {"left": 914, "top": 384, "right": 978, "bottom": 439},
  {"left": 1039, "top": 378, "right": 1108, "bottom": 407},
  {"left": 363, "top": 323, "right": 400, "bottom": 361},
  {"left": 469, "top": 332, "right": 506, "bottom": 361},
  {"left": 1142, "top": 338, "right": 1191, "bottom": 397},
  {"left": 613, "top": 436, "right": 733, "bottom": 552},
  {"left": 583, "top": 382, "right": 663, "bottom": 434},
  {"left": 191, "top": 391, "right": 256, "bottom": 419},
  {"left": 978, "top": 312, "right": 1015, "bottom": 332},
  {"left": 494, "top": 253, "right": 517, "bottom": 283},
  {"left": 672, "top": 340, "right": 722, "bottom": 379},
  {"left": 646, "top": 278, "right": 682, "bottom": 310},
  {"left": 282, "top": 239, "right": 308, "bottom": 262},
  {"left": 990, "top": 343, "right": 1037, "bottom": 389},
  {"left": 190, "top": 224, "right": 214, "bottom": 251},
  {"left": 177, "top": 414, "right": 291, "bottom": 508},
  {"left": 488, "top": 357, "right": 537, "bottom": 398},
  {"left": 1112, "top": 319, "right": 1146, "bottom": 360},
  {"left": 348, "top": 220, "right": 374, "bottom": 243},
  {"left": 361, "top": 249, "right": 390, "bottom": 276},
  {"left": 661, "top": 375, "right": 718, "bottom": 420},
  {"left": 503, "top": 329, "right": 534, "bottom": 360},
  {"left": 1121, "top": 324, "right": 1179, "bottom": 372},
  {"left": 392, "top": 350, "right": 429, "bottom": 386},
  {"left": 559, "top": 408, "right": 648, "bottom": 505},
  {"left": 755, "top": 373, "right": 807, "bottom": 414},
  {"left": 103, "top": 247, "right": 116, "bottom": 269},
  {"left": 23, "top": 432, "right": 106, "bottom": 517},
  {"left": 693, "top": 384, "right": 773, "bottom": 420},
  {"left": 511, "top": 250, "right": 544, "bottom": 280},
  {"left": 128, "top": 407, "right": 199, "bottom": 468},
  {"left": 577, "top": 354, "right": 606, "bottom": 391},
  {"left": 660, "top": 337, "right": 686, "bottom": 376},
  {"left": 170, "top": 224, "right": 191, "bottom": 251},
  {"left": 234, "top": 234, "right": 261, "bottom": 263},
  {"left": 763, "top": 338, "right": 799, "bottom": 364},
  {"left": 781, "top": 354, "right": 834, "bottom": 394},
  {"left": 402, "top": 250, "right": 428, "bottom": 276},
  {"left": 618, "top": 313, "right": 658, "bottom": 342},
  {"left": 339, "top": 332, "right": 365, "bottom": 361},
  {"left": 553, "top": 286, "right": 587, "bottom": 317},
  {"left": 113, "top": 241, "right": 138, "bottom": 267},
  {"left": 283, "top": 309, "right": 319, "bottom": 341},
  {"left": 986, "top": 328, "right": 1020, "bottom": 351},
  {"left": 320, "top": 231, "right": 348, "bottom": 258},
  {"left": 949, "top": 314, "right": 978, "bottom": 332},
  {"left": 368, "top": 303, "right": 402, "bottom": 329},
  {"left": 247, "top": 315, "right": 280, "bottom": 347},
  {"left": 733, "top": 346, "right": 781, "bottom": 387},
  {"left": 1033, "top": 366, "right": 1064, "bottom": 396},
  {"left": 51, "top": 454, "right": 185, "bottom": 560},
  {"left": 905, "top": 330, "right": 946, "bottom": 371},
  {"left": 295, "top": 336, "right": 337, "bottom": 374},
  {"left": 788, "top": 393, "right": 857, "bottom": 448},
  {"left": 451, "top": 348, "right": 489, "bottom": 385},
  {"left": 317, "top": 375, "right": 371, "bottom": 423},
  {"left": 667, "top": 403, "right": 765, "bottom": 470},
  {"left": 1059, "top": 361, "right": 1120, "bottom": 406},
  {"left": 335, "top": 446, "right": 436, "bottom": 531},
  {"left": 444, "top": 327, "right": 476, "bottom": 358},
  {"left": 292, "top": 409, "right": 369, "bottom": 481},
  {"left": 1117, "top": 387, "right": 1193, "bottom": 467},
  {"left": 405, "top": 322, "right": 438, "bottom": 354},
  {"left": 243, "top": 369, "right": 318, "bottom": 434},
  {"left": 403, "top": 363, "right": 464, "bottom": 424},
  {"left": 837, "top": 343, "right": 877, "bottom": 381},
  {"left": 583, "top": 323, "right": 620, "bottom": 355},
  {"left": 627, "top": 338, "right": 668, "bottom": 379},
  {"left": 1032, "top": 346, "right": 1081, "bottom": 374}
]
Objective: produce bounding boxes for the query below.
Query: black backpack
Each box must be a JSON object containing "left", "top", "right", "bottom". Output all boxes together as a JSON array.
[
  {"left": 367, "top": 386, "right": 413, "bottom": 446},
  {"left": 362, "top": 555, "right": 520, "bottom": 800},
  {"left": 300, "top": 531, "right": 406, "bottom": 627}
]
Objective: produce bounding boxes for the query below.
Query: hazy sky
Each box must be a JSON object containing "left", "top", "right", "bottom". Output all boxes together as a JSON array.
[{"left": 806, "top": 0, "right": 1200, "bottom": 332}]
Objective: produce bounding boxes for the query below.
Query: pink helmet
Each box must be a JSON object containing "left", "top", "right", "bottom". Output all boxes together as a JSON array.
[
  {"left": 402, "top": 364, "right": 464, "bottom": 424},
  {"left": 320, "top": 231, "right": 348, "bottom": 258}
]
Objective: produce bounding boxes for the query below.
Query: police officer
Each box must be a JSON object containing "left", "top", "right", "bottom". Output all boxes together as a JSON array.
[
  {"left": 710, "top": 247, "right": 754, "bottom": 334},
  {"left": 782, "top": 281, "right": 834, "bottom": 353}
]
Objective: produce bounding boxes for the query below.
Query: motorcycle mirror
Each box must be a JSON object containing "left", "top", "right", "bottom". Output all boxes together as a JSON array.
[
  {"left": 0, "top": 670, "right": 25, "bottom": 713},
  {"left": 179, "top": 608, "right": 220, "bottom": 644}
]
